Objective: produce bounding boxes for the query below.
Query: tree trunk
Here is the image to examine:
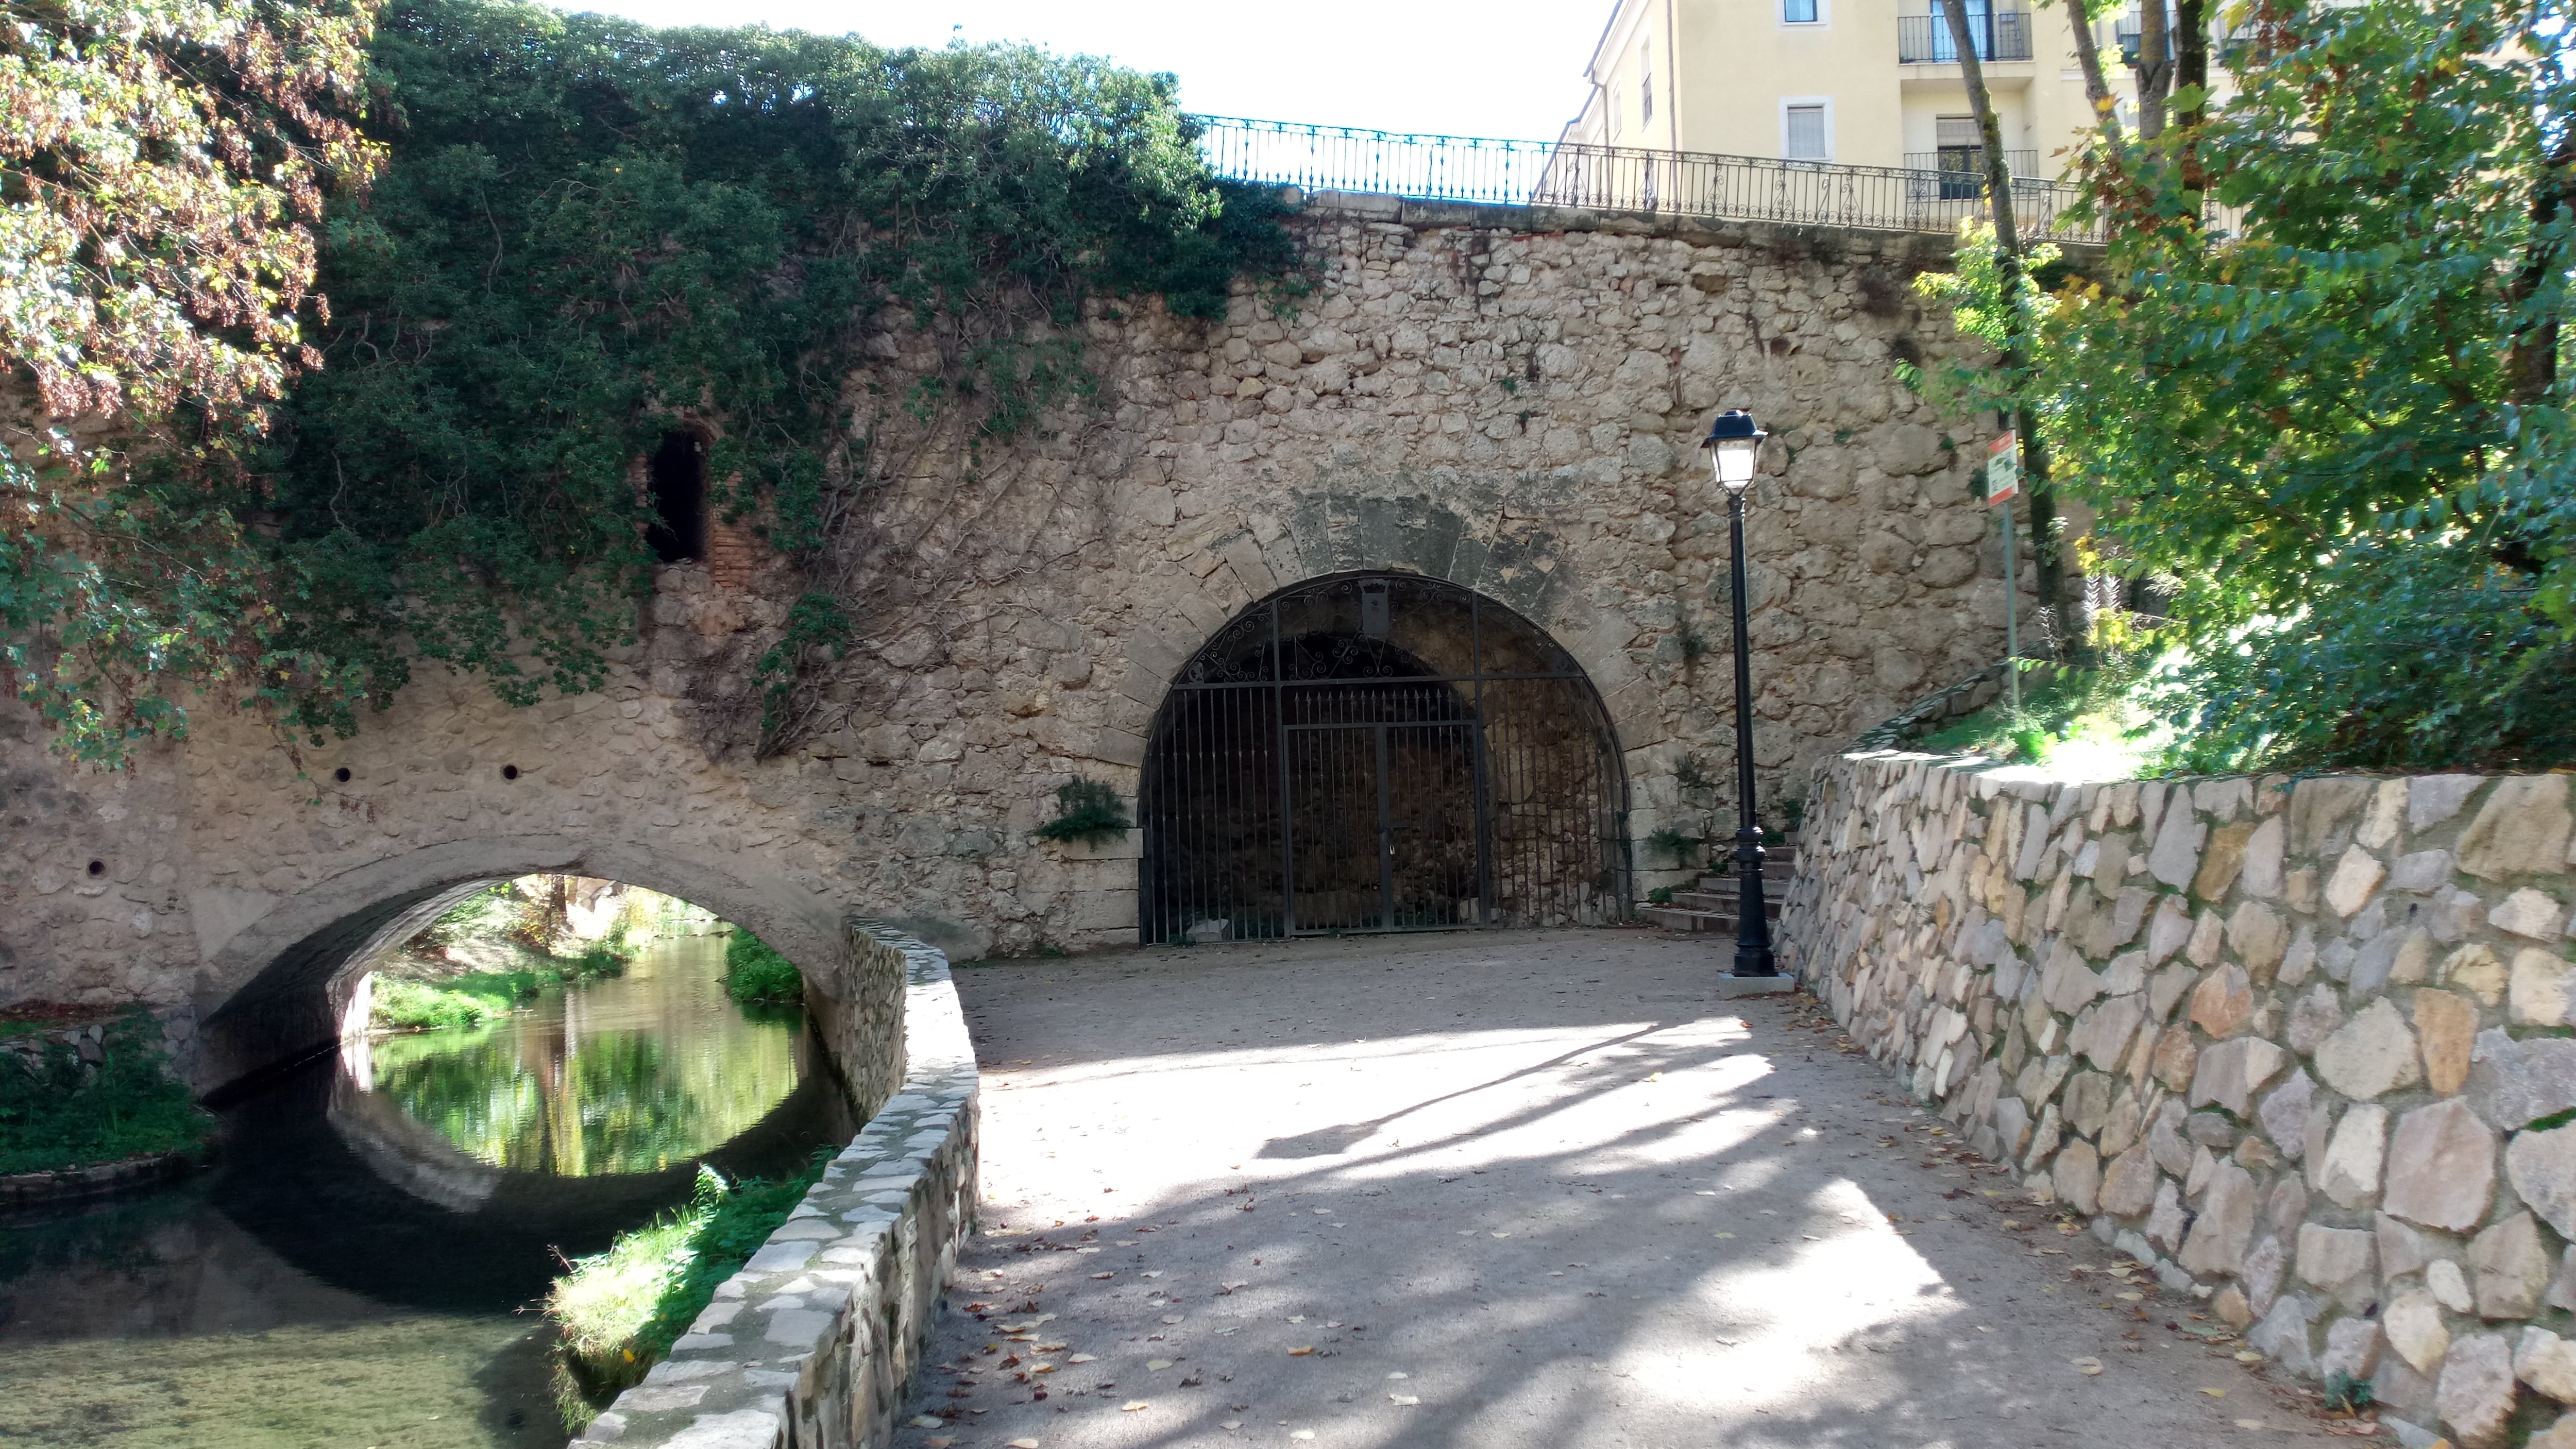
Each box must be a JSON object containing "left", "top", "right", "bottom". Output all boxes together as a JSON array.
[
  {"left": 2136, "top": 0, "right": 2173, "bottom": 140},
  {"left": 2063, "top": 0, "right": 2125, "bottom": 148},
  {"left": 1938, "top": 0, "right": 2070, "bottom": 656},
  {"left": 2173, "top": 0, "right": 2210, "bottom": 186}
]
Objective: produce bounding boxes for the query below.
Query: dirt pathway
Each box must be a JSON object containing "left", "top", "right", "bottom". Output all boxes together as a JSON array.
[{"left": 892, "top": 930, "right": 2385, "bottom": 1449}]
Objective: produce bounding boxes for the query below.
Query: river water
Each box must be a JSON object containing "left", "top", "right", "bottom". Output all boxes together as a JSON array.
[{"left": 0, "top": 933, "right": 844, "bottom": 1448}]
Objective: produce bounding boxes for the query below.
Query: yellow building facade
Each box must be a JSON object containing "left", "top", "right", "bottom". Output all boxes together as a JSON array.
[{"left": 1560, "top": 0, "right": 2199, "bottom": 180}]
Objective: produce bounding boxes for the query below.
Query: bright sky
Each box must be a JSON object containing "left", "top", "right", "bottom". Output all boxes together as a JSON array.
[{"left": 557, "top": 0, "right": 1611, "bottom": 141}]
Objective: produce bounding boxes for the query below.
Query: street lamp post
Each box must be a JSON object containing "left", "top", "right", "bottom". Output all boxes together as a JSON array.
[{"left": 1701, "top": 410, "right": 1776, "bottom": 978}]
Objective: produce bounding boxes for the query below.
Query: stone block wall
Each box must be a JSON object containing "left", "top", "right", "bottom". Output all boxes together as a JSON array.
[
  {"left": 1782, "top": 753, "right": 2576, "bottom": 1446},
  {"left": 4, "top": 193, "right": 2044, "bottom": 1043},
  {"left": 572, "top": 921, "right": 979, "bottom": 1449}
]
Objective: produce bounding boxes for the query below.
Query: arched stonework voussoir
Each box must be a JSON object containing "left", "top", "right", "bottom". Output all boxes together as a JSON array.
[
  {"left": 1080, "top": 485, "right": 1664, "bottom": 775},
  {"left": 193, "top": 832, "right": 849, "bottom": 1092}
]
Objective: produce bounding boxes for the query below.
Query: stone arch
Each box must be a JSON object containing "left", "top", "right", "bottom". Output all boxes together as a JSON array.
[
  {"left": 1135, "top": 571, "right": 1632, "bottom": 943},
  {"left": 196, "top": 833, "right": 849, "bottom": 1092},
  {"left": 1086, "top": 496, "right": 1664, "bottom": 788}
]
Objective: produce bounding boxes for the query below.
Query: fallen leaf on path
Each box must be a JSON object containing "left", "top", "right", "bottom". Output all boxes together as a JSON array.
[
  {"left": 1387, "top": 1372, "right": 1409, "bottom": 1379},
  {"left": 2233, "top": 1351, "right": 2263, "bottom": 1363},
  {"left": 1148, "top": 1359, "right": 1174, "bottom": 1371},
  {"left": 1221, "top": 1422, "right": 1242, "bottom": 1431},
  {"left": 2199, "top": 1388, "right": 2226, "bottom": 1397},
  {"left": 1389, "top": 1394, "right": 1419, "bottom": 1406},
  {"left": 1090, "top": 1273, "right": 1113, "bottom": 1280},
  {"left": 1288, "top": 1315, "right": 1305, "bottom": 1323},
  {"left": 1143, "top": 1271, "right": 1164, "bottom": 1278},
  {"left": 2116, "top": 1292, "right": 2144, "bottom": 1301},
  {"left": 926, "top": 1440, "right": 953, "bottom": 1448},
  {"left": 1067, "top": 1354, "right": 1097, "bottom": 1364},
  {"left": 909, "top": 1417, "right": 943, "bottom": 1429},
  {"left": 1035, "top": 1342, "right": 1066, "bottom": 1352},
  {"left": 1289, "top": 1346, "right": 1315, "bottom": 1356},
  {"left": 1121, "top": 1401, "right": 1149, "bottom": 1412},
  {"left": 1976, "top": 1326, "right": 1992, "bottom": 1333},
  {"left": 2233, "top": 1420, "right": 2266, "bottom": 1430},
  {"left": 1292, "top": 1434, "right": 1315, "bottom": 1442},
  {"left": 1162, "top": 1316, "right": 1185, "bottom": 1324},
  {"left": 1490, "top": 1232, "right": 1511, "bottom": 1238},
  {"left": 1713, "top": 1232, "right": 1735, "bottom": 1239},
  {"left": 2071, "top": 1357, "right": 2103, "bottom": 1375},
  {"left": 1007, "top": 1440, "right": 1041, "bottom": 1448}
]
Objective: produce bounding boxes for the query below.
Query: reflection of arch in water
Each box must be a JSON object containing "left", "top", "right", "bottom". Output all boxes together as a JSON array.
[
  {"left": 195, "top": 1047, "right": 857, "bottom": 1314},
  {"left": 327, "top": 1022, "right": 850, "bottom": 1217},
  {"left": 196, "top": 836, "right": 852, "bottom": 1097},
  {"left": 1138, "top": 572, "right": 1632, "bottom": 943}
]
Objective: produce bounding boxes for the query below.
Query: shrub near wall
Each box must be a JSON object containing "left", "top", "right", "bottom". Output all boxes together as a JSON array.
[{"left": 1782, "top": 756, "right": 2576, "bottom": 1445}]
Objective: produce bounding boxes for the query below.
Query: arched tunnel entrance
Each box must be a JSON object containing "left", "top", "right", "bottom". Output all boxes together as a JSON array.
[{"left": 1138, "top": 572, "right": 1633, "bottom": 944}]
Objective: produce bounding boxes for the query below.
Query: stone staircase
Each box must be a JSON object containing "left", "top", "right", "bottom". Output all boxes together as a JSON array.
[{"left": 1639, "top": 845, "right": 1799, "bottom": 936}]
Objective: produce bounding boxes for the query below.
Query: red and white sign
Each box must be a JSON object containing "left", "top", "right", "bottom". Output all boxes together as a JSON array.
[{"left": 1984, "top": 431, "right": 2020, "bottom": 506}]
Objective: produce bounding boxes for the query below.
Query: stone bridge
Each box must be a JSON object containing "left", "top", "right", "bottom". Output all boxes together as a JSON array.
[{"left": 0, "top": 192, "right": 2021, "bottom": 1092}]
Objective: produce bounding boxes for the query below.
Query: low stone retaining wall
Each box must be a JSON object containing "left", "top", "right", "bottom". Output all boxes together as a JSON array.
[
  {"left": 1782, "top": 753, "right": 2576, "bottom": 1446},
  {"left": 572, "top": 922, "right": 979, "bottom": 1449}
]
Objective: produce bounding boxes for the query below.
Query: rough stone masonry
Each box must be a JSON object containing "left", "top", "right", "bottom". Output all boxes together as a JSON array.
[
  {"left": 1, "top": 192, "right": 2030, "bottom": 1085},
  {"left": 1784, "top": 753, "right": 2576, "bottom": 1447}
]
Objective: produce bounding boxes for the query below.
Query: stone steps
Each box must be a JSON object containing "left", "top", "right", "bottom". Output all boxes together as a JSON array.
[{"left": 1639, "top": 846, "right": 1799, "bottom": 935}]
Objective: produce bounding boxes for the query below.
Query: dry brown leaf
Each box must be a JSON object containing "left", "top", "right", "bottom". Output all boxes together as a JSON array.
[{"left": 1120, "top": 1401, "right": 1149, "bottom": 1412}]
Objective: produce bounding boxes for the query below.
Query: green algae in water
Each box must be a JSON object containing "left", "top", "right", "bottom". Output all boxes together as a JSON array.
[{"left": 0, "top": 1315, "right": 563, "bottom": 1448}]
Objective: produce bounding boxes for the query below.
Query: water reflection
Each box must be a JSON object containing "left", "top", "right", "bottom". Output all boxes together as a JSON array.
[
  {"left": 361, "top": 935, "right": 802, "bottom": 1176},
  {"left": 0, "top": 925, "right": 842, "bottom": 1449}
]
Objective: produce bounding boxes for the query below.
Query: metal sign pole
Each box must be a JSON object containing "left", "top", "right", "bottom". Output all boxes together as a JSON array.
[
  {"left": 2002, "top": 506, "right": 2020, "bottom": 715},
  {"left": 1985, "top": 429, "right": 2023, "bottom": 717}
]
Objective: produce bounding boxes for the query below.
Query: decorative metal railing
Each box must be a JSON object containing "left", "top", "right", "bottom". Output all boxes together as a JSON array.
[
  {"left": 1190, "top": 116, "right": 2102, "bottom": 244},
  {"left": 1896, "top": 9, "right": 2035, "bottom": 61}
]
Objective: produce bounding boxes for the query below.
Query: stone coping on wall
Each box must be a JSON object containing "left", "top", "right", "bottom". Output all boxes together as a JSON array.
[
  {"left": 571, "top": 922, "right": 978, "bottom": 1449},
  {"left": 1782, "top": 751, "right": 2576, "bottom": 1448}
]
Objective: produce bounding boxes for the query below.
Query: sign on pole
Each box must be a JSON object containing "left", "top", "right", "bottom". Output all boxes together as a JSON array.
[
  {"left": 1984, "top": 430, "right": 2020, "bottom": 506},
  {"left": 1987, "top": 430, "right": 2022, "bottom": 714}
]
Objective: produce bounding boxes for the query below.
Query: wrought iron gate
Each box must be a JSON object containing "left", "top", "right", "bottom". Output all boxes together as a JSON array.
[{"left": 1138, "top": 573, "right": 1631, "bottom": 943}]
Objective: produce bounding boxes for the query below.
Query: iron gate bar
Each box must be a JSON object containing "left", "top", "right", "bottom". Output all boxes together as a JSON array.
[{"left": 1142, "top": 573, "right": 1631, "bottom": 944}]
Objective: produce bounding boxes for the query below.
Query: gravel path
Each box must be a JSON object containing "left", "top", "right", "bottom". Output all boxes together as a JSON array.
[{"left": 893, "top": 930, "right": 2386, "bottom": 1449}]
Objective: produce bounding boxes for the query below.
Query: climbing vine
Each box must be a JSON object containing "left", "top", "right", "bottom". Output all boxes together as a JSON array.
[{"left": 8, "top": 0, "right": 1300, "bottom": 760}]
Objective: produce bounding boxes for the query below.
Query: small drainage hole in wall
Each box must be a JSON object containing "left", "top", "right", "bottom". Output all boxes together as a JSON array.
[
  {"left": 333, "top": 767, "right": 352, "bottom": 783},
  {"left": 502, "top": 764, "right": 520, "bottom": 780},
  {"left": 87, "top": 860, "right": 106, "bottom": 877}
]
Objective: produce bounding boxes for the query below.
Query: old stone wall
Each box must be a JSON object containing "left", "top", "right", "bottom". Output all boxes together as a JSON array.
[
  {"left": 569, "top": 922, "right": 979, "bottom": 1449},
  {"left": 1782, "top": 751, "right": 2576, "bottom": 1446},
  {"left": 2, "top": 193, "right": 2032, "bottom": 1071}
]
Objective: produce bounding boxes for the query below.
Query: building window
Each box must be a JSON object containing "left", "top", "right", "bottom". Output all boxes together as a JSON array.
[
  {"left": 1783, "top": 0, "right": 1820, "bottom": 23},
  {"left": 1783, "top": 102, "right": 1830, "bottom": 161},
  {"left": 646, "top": 431, "right": 707, "bottom": 564},
  {"left": 1934, "top": 114, "right": 1984, "bottom": 198},
  {"left": 1639, "top": 44, "right": 1654, "bottom": 123}
]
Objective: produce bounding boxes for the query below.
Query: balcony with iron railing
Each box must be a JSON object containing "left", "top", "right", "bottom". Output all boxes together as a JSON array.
[
  {"left": 1190, "top": 116, "right": 2101, "bottom": 244},
  {"left": 1897, "top": 9, "right": 2035, "bottom": 62}
]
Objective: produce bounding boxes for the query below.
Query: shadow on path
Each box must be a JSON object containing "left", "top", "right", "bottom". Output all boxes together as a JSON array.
[{"left": 897, "top": 930, "right": 2372, "bottom": 1449}]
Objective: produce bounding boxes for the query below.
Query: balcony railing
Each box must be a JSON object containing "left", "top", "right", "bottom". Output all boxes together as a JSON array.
[
  {"left": 1897, "top": 10, "right": 2035, "bottom": 62},
  {"left": 1191, "top": 116, "right": 2100, "bottom": 244}
]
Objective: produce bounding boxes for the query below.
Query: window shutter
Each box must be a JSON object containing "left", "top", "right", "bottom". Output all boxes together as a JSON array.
[
  {"left": 1785, "top": 105, "right": 1827, "bottom": 159},
  {"left": 1936, "top": 116, "right": 1982, "bottom": 148}
]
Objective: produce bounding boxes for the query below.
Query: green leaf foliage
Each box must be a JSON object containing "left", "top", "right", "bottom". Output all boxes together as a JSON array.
[
  {"left": 1932, "top": 0, "right": 2575, "bottom": 771},
  {"left": 7, "top": 0, "right": 1299, "bottom": 763},
  {"left": 720, "top": 929, "right": 801, "bottom": 1005}
]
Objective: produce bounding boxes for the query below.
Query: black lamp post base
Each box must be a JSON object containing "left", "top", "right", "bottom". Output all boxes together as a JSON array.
[{"left": 1715, "top": 973, "right": 1798, "bottom": 997}]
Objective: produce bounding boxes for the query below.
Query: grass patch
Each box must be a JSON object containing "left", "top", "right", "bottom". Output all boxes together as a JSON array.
[
  {"left": 369, "top": 949, "right": 632, "bottom": 1033},
  {"left": 1914, "top": 665, "right": 2167, "bottom": 779},
  {"left": 0, "top": 1008, "right": 213, "bottom": 1175},
  {"left": 548, "top": 1153, "right": 831, "bottom": 1425},
  {"left": 722, "top": 930, "right": 802, "bottom": 1005}
]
